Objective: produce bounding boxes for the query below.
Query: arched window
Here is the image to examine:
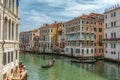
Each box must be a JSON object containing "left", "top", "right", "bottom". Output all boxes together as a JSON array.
[
  {"left": 12, "top": 22, "right": 14, "bottom": 40},
  {"left": 9, "top": 20, "right": 11, "bottom": 40},
  {"left": 4, "top": 17, "right": 8, "bottom": 40},
  {"left": 16, "top": 25, "right": 18, "bottom": 41}
]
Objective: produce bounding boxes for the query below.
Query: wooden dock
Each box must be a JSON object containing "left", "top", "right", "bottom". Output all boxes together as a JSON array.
[{"left": 12, "top": 70, "right": 27, "bottom": 80}]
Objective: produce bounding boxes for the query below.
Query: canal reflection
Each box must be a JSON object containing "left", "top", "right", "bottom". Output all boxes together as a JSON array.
[{"left": 20, "top": 54, "right": 120, "bottom": 80}]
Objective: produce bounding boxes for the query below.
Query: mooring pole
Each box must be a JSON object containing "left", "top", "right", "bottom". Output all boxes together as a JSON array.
[{"left": 118, "top": 52, "right": 120, "bottom": 64}]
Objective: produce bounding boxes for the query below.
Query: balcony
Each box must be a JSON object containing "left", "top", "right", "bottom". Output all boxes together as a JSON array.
[{"left": 103, "top": 38, "right": 120, "bottom": 42}]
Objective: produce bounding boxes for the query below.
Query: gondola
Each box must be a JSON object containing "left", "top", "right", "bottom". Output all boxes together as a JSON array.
[{"left": 41, "top": 60, "right": 55, "bottom": 68}]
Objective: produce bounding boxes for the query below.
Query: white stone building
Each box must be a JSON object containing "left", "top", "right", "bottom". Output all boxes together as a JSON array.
[
  {"left": 57, "top": 24, "right": 66, "bottom": 54},
  {"left": 104, "top": 5, "right": 120, "bottom": 61},
  {"left": 19, "top": 29, "right": 39, "bottom": 52},
  {"left": 0, "top": 0, "right": 20, "bottom": 80},
  {"left": 19, "top": 31, "right": 31, "bottom": 51},
  {"left": 39, "top": 24, "right": 52, "bottom": 53}
]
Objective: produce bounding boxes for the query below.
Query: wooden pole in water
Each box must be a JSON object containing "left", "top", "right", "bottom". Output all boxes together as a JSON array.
[{"left": 118, "top": 52, "right": 120, "bottom": 64}]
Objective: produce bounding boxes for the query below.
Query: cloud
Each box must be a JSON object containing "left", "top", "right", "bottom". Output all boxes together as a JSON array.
[
  {"left": 21, "top": 0, "right": 120, "bottom": 31},
  {"left": 21, "top": 10, "right": 55, "bottom": 31},
  {"left": 24, "top": 10, "right": 53, "bottom": 23},
  {"left": 37, "top": 0, "right": 120, "bottom": 17},
  {"left": 60, "top": 0, "right": 120, "bottom": 17}
]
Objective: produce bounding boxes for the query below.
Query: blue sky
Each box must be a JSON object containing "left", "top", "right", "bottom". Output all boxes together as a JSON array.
[{"left": 20, "top": 0, "right": 120, "bottom": 32}]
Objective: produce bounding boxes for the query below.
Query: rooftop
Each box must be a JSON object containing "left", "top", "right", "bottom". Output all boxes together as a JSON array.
[{"left": 104, "top": 4, "right": 120, "bottom": 13}]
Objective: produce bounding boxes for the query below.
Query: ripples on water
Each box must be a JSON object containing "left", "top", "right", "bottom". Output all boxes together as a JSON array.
[{"left": 20, "top": 53, "right": 120, "bottom": 80}]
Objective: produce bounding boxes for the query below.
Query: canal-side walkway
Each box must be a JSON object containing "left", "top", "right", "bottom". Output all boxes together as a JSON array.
[{"left": 21, "top": 51, "right": 104, "bottom": 60}]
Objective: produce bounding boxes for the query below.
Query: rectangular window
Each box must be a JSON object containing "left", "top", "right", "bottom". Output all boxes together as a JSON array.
[
  {"left": 111, "top": 44, "right": 113, "bottom": 48},
  {"left": 99, "top": 28, "right": 102, "bottom": 32},
  {"left": 94, "top": 35, "right": 96, "bottom": 39},
  {"left": 114, "top": 33, "right": 116, "bottom": 38},
  {"left": 82, "top": 20, "right": 84, "bottom": 23},
  {"left": 105, "top": 15, "right": 107, "bottom": 19},
  {"left": 105, "top": 44, "right": 107, "bottom": 48},
  {"left": 105, "top": 33, "right": 107, "bottom": 38},
  {"left": 114, "top": 21, "right": 116, "bottom": 27},
  {"left": 105, "top": 23, "right": 107, "bottom": 28},
  {"left": 82, "top": 27, "right": 84, "bottom": 31},
  {"left": 99, "top": 42, "right": 102, "bottom": 46},
  {"left": 86, "top": 21, "right": 89, "bottom": 24},
  {"left": 91, "top": 49, "right": 93, "bottom": 53},
  {"left": 114, "top": 52, "right": 116, "bottom": 55},
  {"left": 111, "top": 22, "right": 113, "bottom": 27},
  {"left": 3, "top": 53, "right": 6, "bottom": 65},
  {"left": 8, "top": 52, "right": 10, "bottom": 63},
  {"left": 76, "top": 49, "right": 80, "bottom": 53},
  {"left": 16, "top": 51, "right": 18, "bottom": 59},
  {"left": 111, "top": 33, "right": 113, "bottom": 38},
  {"left": 99, "top": 49, "right": 101, "bottom": 53},
  {"left": 111, "top": 51, "right": 113, "bottom": 55},
  {"left": 94, "top": 28, "right": 96, "bottom": 32},
  {"left": 94, "top": 43, "right": 96, "bottom": 46},
  {"left": 114, "top": 44, "right": 116, "bottom": 48},
  {"left": 95, "top": 49, "right": 96, "bottom": 53},
  {"left": 105, "top": 51, "right": 107, "bottom": 54},
  {"left": 11, "top": 51, "right": 13, "bottom": 62},
  {"left": 87, "top": 27, "right": 88, "bottom": 31},
  {"left": 94, "top": 22, "right": 96, "bottom": 25},
  {"left": 111, "top": 13, "right": 113, "bottom": 17},
  {"left": 114, "top": 12, "right": 116, "bottom": 16}
]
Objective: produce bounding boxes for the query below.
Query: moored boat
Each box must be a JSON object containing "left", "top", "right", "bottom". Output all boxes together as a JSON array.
[{"left": 71, "top": 59, "right": 97, "bottom": 63}]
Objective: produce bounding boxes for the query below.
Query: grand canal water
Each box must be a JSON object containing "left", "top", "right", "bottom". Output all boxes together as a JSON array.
[{"left": 20, "top": 53, "right": 120, "bottom": 80}]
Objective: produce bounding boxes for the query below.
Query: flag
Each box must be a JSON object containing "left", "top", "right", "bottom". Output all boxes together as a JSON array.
[{"left": 16, "top": 0, "right": 20, "bottom": 7}]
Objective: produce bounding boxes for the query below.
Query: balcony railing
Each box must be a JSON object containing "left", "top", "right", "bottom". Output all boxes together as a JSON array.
[{"left": 103, "top": 38, "right": 120, "bottom": 41}]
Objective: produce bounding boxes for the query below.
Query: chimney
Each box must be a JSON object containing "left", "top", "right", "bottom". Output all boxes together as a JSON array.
[{"left": 55, "top": 21, "right": 57, "bottom": 23}]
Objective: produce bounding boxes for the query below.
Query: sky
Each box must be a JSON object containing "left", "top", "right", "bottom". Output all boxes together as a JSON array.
[{"left": 20, "top": 0, "right": 120, "bottom": 32}]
